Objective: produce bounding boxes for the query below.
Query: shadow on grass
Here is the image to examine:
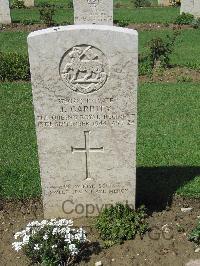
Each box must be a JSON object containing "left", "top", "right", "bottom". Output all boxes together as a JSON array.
[{"left": 136, "top": 166, "right": 200, "bottom": 211}]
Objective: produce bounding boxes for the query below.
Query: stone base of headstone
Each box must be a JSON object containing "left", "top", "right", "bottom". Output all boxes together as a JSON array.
[
  {"left": 158, "top": 0, "right": 171, "bottom": 6},
  {"left": 24, "top": 0, "right": 34, "bottom": 7},
  {"left": 28, "top": 25, "right": 138, "bottom": 218}
]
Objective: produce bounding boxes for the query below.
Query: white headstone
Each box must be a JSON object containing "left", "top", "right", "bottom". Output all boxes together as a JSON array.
[
  {"left": 0, "top": 0, "right": 11, "bottom": 24},
  {"left": 181, "top": 0, "right": 200, "bottom": 18},
  {"left": 73, "top": 0, "right": 113, "bottom": 25},
  {"left": 28, "top": 8, "right": 138, "bottom": 219},
  {"left": 24, "top": 0, "right": 34, "bottom": 7},
  {"left": 158, "top": 0, "right": 171, "bottom": 6}
]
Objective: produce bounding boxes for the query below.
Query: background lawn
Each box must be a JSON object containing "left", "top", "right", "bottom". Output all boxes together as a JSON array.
[
  {"left": 0, "top": 82, "right": 200, "bottom": 203},
  {"left": 10, "top": 0, "right": 164, "bottom": 8},
  {"left": 0, "top": 83, "right": 40, "bottom": 199},
  {"left": 139, "top": 29, "right": 200, "bottom": 70},
  {"left": 1, "top": 29, "right": 199, "bottom": 69},
  {"left": 10, "top": 6, "right": 180, "bottom": 24}
]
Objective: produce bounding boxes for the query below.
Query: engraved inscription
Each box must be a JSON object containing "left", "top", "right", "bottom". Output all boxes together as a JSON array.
[
  {"left": 44, "top": 182, "right": 130, "bottom": 196},
  {"left": 60, "top": 45, "right": 109, "bottom": 94},
  {"left": 37, "top": 97, "right": 136, "bottom": 128},
  {"left": 71, "top": 131, "right": 104, "bottom": 181},
  {"left": 88, "top": 0, "right": 99, "bottom": 6}
]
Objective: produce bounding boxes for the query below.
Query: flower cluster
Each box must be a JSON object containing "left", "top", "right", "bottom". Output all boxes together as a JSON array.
[{"left": 12, "top": 219, "right": 88, "bottom": 265}]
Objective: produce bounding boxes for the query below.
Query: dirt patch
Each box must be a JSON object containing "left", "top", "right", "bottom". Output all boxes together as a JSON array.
[
  {"left": 140, "top": 67, "right": 200, "bottom": 83},
  {"left": 0, "top": 23, "right": 48, "bottom": 33},
  {"left": 0, "top": 196, "right": 200, "bottom": 266},
  {"left": 0, "top": 23, "right": 193, "bottom": 33},
  {"left": 128, "top": 23, "right": 192, "bottom": 31}
]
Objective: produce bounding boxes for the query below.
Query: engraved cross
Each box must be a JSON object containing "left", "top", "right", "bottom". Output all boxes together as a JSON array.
[{"left": 71, "top": 131, "right": 104, "bottom": 180}]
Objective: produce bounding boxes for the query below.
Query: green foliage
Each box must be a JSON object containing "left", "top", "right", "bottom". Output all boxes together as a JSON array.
[
  {"left": 148, "top": 32, "right": 179, "bottom": 68},
  {"left": 39, "top": 3, "right": 55, "bottom": 26},
  {"left": 192, "top": 18, "right": 200, "bottom": 29},
  {"left": 139, "top": 54, "right": 153, "bottom": 76},
  {"left": 175, "top": 12, "right": 194, "bottom": 25},
  {"left": 21, "top": 19, "right": 38, "bottom": 25},
  {"left": 11, "top": 0, "right": 25, "bottom": 9},
  {"left": 67, "top": 0, "right": 73, "bottom": 9},
  {"left": 0, "top": 52, "right": 29, "bottom": 81},
  {"left": 177, "top": 75, "right": 192, "bottom": 83},
  {"left": 96, "top": 204, "right": 149, "bottom": 247},
  {"left": 133, "top": 0, "right": 151, "bottom": 8},
  {"left": 115, "top": 19, "right": 130, "bottom": 27},
  {"left": 189, "top": 220, "right": 200, "bottom": 246},
  {"left": 114, "top": 2, "right": 122, "bottom": 8}
]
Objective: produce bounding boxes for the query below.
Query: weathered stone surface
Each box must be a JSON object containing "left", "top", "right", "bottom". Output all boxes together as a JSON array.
[
  {"left": 158, "top": 0, "right": 171, "bottom": 6},
  {"left": 181, "top": 0, "right": 200, "bottom": 18},
  {"left": 28, "top": 25, "right": 138, "bottom": 218},
  {"left": 24, "top": 0, "right": 34, "bottom": 7},
  {"left": 73, "top": 0, "right": 113, "bottom": 25},
  {"left": 0, "top": 0, "right": 11, "bottom": 24}
]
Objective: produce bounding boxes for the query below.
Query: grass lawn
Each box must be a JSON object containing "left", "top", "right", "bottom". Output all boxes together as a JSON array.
[
  {"left": 0, "top": 82, "right": 200, "bottom": 202},
  {"left": 1, "top": 29, "right": 199, "bottom": 69},
  {"left": 10, "top": 6, "right": 180, "bottom": 24},
  {"left": 139, "top": 29, "right": 200, "bottom": 70},
  {"left": 115, "top": 7, "right": 179, "bottom": 23},
  {"left": 9, "top": 0, "right": 163, "bottom": 8},
  {"left": 0, "top": 83, "right": 40, "bottom": 199}
]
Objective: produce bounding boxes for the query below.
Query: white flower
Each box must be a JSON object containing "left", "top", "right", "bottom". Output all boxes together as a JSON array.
[
  {"left": 75, "top": 234, "right": 80, "bottom": 240},
  {"left": 60, "top": 228, "right": 67, "bottom": 234},
  {"left": 32, "top": 229, "right": 37, "bottom": 235},
  {"left": 64, "top": 238, "right": 71, "bottom": 243},
  {"left": 70, "top": 235, "right": 75, "bottom": 241},
  {"left": 34, "top": 244, "right": 40, "bottom": 250},
  {"left": 27, "top": 221, "right": 40, "bottom": 227},
  {"left": 43, "top": 234, "right": 48, "bottom": 240},
  {"left": 69, "top": 244, "right": 75, "bottom": 250},
  {"left": 14, "top": 232, "right": 23, "bottom": 240},
  {"left": 69, "top": 244, "right": 78, "bottom": 255},
  {"left": 68, "top": 219, "right": 73, "bottom": 226},
  {"left": 22, "top": 235, "right": 30, "bottom": 245},
  {"left": 12, "top": 242, "right": 23, "bottom": 252},
  {"left": 41, "top": 220, "right": 47, "bottom": 225},
  {"left": 52, "top": 228, "right": 58, "bottom": 235},
  {"left": 12, "top": 219, "right": 88, "bottom": 257},
  {"left": 25, "top": 227, "right": 31, "bottom": 233}
]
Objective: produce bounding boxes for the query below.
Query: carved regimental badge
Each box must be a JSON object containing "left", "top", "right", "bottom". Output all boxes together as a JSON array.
[{"left": 60, "top": 45, "right": 109, "bottom": 94}]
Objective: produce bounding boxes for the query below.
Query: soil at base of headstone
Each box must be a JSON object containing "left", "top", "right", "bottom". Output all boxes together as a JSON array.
[
  {"left": 140, "top": 67, "right": 200, "bottom": 83},
  {"left": 0, "top": 23, "right": 193, "bottom": 33},
  {"left": 0, "top": 196, "right": 200, "bottom": 266}
]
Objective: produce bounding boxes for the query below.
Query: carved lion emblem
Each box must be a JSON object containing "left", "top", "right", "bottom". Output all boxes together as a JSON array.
[{"left": 60, "top": 45, "right": 109, "bottom": 94}]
